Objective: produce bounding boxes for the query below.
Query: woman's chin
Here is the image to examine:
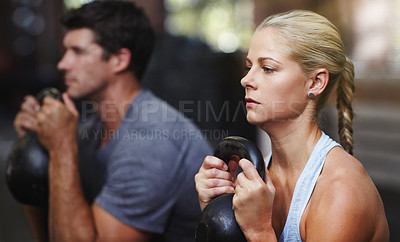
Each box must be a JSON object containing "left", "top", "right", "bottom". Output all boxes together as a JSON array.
[{"left": 246, "top": 114, "right": 264, "bottom": 126}]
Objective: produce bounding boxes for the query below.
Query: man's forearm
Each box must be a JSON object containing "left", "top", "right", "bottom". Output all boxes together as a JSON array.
[{"left": 48, "top": 143, "right": 97, "bottom": 242}]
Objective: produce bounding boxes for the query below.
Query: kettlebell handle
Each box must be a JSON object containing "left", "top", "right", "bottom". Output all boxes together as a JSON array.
[
  {"left": 36, "top": 87, "right": 62, "bottom": 105},
  {"left": 213, "top": 136, "right": 265, "bottom": 180}
]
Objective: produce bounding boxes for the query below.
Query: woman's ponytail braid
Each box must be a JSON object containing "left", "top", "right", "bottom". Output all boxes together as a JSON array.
[{"left": 336, "top": 56, "right": 355, "bottom": 154}]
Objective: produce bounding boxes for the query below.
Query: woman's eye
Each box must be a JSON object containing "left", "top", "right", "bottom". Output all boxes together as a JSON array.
[
  {"left": 262, "top": 67, "right": 274, "bottom": 73},
  {"left": 243, "top": 66, "right": 251, "bottom": 73}
]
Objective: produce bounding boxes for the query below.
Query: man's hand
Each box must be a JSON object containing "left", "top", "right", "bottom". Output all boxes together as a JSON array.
[
  {"left": 13, "top": 95, "right": 41, "bottom": 137},
  {"left": 36, "top": 93, "right": 79, "bottom": 152}
]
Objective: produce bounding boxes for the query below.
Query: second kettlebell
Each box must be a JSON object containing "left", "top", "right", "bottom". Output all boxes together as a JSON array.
[{"left": 6, "top": 88, "right": 62, "bottom": 207}]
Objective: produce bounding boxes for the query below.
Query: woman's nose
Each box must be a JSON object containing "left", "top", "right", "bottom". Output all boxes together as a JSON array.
[{"left": 240, "top": 70, "right": 256, "bottom": 89}]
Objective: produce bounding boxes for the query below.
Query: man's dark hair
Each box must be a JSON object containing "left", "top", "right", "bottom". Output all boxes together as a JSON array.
[{"left": 61, "top": 0, "right": 155, "bottom": 81}]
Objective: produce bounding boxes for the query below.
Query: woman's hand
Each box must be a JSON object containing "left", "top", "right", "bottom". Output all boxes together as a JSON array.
[
  {"left": 195, "top": 155, "right": 236, "bottom": 211},
  {"left": 233, "top": 158, "right": 276, "bottom": 241}
]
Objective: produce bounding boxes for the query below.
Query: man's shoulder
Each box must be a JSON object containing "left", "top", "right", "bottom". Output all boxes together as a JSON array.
[{"left": 128, "top": 89, "right": 191, "bottom": 125}]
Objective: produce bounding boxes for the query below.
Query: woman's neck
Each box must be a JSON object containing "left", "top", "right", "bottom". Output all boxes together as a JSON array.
[{"left": 262, "top": 119, "right": 322, "bottom": 173}]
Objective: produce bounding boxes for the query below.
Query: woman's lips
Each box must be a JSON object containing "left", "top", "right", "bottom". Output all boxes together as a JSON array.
[{"left": 245, "top": 97, "right": 260, "bottom": 107}]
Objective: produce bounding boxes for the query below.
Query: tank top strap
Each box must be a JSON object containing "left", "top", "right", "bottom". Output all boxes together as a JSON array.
[
  {"left": 265, "top": 152, "right": 272, "bottom": 169},
  {"left": 264, "top": 132, "right": 341, "bottom": 242}
]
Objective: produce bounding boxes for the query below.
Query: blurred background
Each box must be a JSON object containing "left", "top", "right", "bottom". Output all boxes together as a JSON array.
[{"left": 0, "top": 0, "right": 399, "bottom": 241}]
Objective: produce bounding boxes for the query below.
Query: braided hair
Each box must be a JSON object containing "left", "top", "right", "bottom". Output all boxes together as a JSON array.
[{"left": 336, "top": 57, "right": 355, "bottom": 154}]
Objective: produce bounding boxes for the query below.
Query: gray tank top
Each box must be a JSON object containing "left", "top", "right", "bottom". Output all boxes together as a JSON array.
[{"left": 264, "top": 132, "right": 341, "bottom": 241}]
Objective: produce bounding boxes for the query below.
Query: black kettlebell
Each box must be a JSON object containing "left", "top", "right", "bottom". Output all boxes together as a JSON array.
[
  {"left": 195, "top": 136, "right": 265, "bottom": 242},
  {"left": 6, "top": 88, "right": 62, "bottom": 207}
]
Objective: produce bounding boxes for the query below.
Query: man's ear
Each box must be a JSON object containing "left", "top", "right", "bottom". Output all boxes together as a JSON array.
[
  {"left": 110, "top": 48, "right": 131, "bottom": 73},
  {"left": 308, "top": 68, "right": 329, "bottom": 98}
]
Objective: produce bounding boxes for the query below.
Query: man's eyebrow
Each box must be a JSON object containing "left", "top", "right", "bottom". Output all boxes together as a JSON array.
[{"left": 70, "top": 46, "right": 86, "bottom": 53}]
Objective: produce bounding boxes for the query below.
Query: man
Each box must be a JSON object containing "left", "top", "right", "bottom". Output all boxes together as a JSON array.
[{"left": 14, "top": 1, "right": 212, "bottom": 241}]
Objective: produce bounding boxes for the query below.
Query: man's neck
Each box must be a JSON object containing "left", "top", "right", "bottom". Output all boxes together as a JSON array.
[{"left": 96, "top": 74, "right": 141, "bottom": 146}]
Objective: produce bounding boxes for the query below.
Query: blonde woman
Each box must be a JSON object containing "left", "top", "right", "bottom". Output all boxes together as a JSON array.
[{"left": 195, "top": 10, "right": 389, "bottom": 241}]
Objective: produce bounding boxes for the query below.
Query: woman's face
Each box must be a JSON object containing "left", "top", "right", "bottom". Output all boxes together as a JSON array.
[{"left": 241, "top": 27, "right": 310, "bottom": 127}]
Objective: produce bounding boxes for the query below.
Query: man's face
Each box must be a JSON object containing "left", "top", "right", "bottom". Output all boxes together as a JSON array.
[{"left": 57, "top": 28, "right": 112, "bottom": 101}]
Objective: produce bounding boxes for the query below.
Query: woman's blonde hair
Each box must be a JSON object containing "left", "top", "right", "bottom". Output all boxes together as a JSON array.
[{"left": 257, "top": 10, "right": 355, "bottom": 154}]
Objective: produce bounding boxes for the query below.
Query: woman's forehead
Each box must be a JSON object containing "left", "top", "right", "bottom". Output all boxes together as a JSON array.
[{"left": 247, "top": 27, "right": 291, "bottom": 62}]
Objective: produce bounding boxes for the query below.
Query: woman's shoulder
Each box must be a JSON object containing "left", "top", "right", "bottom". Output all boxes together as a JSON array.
[
  {"left": 311, "top": 147, "right": 373, "bottom": 204},
  {"left": 310, "top": 146, "right": 377, "bottom": 217},
  {"left": 303, "top": 147, "right": 389, "bottom": 241},
  {"left": 323, "top": 146, "right": 369, "bottom": 185},
  {"left": 320, "top": 147, "right": 379, "bottom": 197}
]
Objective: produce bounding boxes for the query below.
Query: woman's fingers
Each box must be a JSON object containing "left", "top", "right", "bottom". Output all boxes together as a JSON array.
[
  {"left": 204, "top": 167, "right": 234, "bottom": 180},
  {"left": 239, "top": 158, "right": 262, "bottom": 180},
  {"left": 202, "top": 155, "right": 228, "bottom": 171},
  {"left": 198, "top": 184, "right": 234, "bottom": 201},
  {"left": 196, "top": 155, "right": 236, "bottom": 210},
  {"left": 233, "top": 158, "right": 270, "bottom": 207},
  {"left": 205, "top": 177, "right": 234, "bottom": 189}
]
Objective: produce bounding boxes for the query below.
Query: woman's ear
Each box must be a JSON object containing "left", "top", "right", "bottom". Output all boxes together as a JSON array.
[
  {"left": 110, "top": 48, "right": 131, "bottom": 73},
  {"left": 308, "top": 68, "right": 329, "bottom": 98}
]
